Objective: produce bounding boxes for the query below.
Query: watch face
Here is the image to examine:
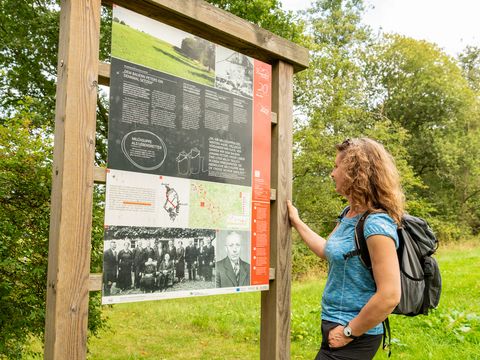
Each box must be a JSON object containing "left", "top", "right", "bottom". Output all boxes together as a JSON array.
[{"left": 344, "top": 326, "right": 352, "bottom": 337}]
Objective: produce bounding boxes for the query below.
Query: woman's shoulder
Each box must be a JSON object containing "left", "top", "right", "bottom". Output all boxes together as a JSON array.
[
  {"left": 363, "top": 212, "right": 399, "bottom": 243},
  {"left": 366, "top": 211, "right": 396, "bottom": 224}
]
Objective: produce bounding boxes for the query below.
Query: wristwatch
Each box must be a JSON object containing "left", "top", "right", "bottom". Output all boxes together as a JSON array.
[{"left": 343, "top": 323, "right": 359, "bottom": 339}]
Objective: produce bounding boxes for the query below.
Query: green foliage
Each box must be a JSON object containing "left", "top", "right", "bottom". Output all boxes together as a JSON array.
[
  {"left": 0, "top": 101, "right": 52, "bottom": 358},
  {"left": 293, "top": 0, "right": 369, "bottom": 234},
  {"left": 180, "top": 37, "right": 215, "bottom": 71},
  {"left": 458, "top": 46, "right": 480, "bottom": 93},
  {"left": 0, "top": 101, "right": 107, "bottom": 358},
  {"left": 367, "top": 35, "right": 480, "bottom": 237},
  {"left": 292, "top": 0, "right": 424, "bottom": 242},
  {"left": 0, "top": 0, "right": 59, "bottom": 126},
  {"left": 205, "top": 0, "right": 305, "bottom": 43},
  {"left": 0, "top": 1, "right": 111, "bottom": 356},
  {"left": 292, "top": 234, "right": 328, "bottom": 279},
  {"left": 291, "top": 1, "right": 480, "bottom": 252}
]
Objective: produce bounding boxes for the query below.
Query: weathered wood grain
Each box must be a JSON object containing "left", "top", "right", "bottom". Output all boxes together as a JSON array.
[
  {"left": 44, "top": 0, "right": 101, "bottom": 358},
  {"left": 101, "top": 0, "right": 308, "bottom": 72},
  {"left": 260, "top": 61, "right": 294, "bottom": 360},
  {"left": 93, "top": 165, "right": 107, "bottom": 183},
  {"left": 93, "top": 166, "right": 277, "bottom": 200},
  {"left": 97, "top": 60, "right": 110, "bottom": 86},
  {"left": 89, "top": 273, "right": 103, "bottom": 291}
]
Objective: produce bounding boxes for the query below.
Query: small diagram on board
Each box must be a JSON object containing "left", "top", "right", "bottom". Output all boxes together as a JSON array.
[
  {"left": 162, "top": 183, "right": 186, "bottom": 221},
  {"left": 176, "top": 147, "right": 208, "bottom": 176},
  {"left": 121, "top": 130, "right": 167, "bottom": 171}
]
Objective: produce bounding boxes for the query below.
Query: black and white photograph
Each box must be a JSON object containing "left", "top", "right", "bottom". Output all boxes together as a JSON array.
[
  {"left": 102, "top": 226, "right": 217, "bottom": 303},
  {"left": 215, "top": 46, "right": 254, "bottom": 98},
  {"left": 215, "top": 230, "right": 251, "bottom": 288}
]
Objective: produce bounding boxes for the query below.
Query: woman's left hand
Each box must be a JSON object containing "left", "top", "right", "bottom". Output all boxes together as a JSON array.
[{"left": 328, "top": 325, "right": 353, "bottom": 349}]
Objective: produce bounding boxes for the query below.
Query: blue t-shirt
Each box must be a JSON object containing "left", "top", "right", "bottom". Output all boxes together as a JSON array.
[{"left": 321, "top": 211, "right": 399, "bottom": 335}]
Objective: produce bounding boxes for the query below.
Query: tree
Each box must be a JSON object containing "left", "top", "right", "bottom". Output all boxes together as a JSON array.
[
  {"left": 0, "top": 1, "right": 58, "bottom": 126},
  {"left": 458, "top": 46, "right": 480, "bottom": 93},
  {"left": 457, "top": 46, "right": 480, "bottom": 233},
  {"left": 179, "top": 36, "right": 215, "bottom": 71},
  {"left": 205, "top": 0, "right": 305, "bottom": 43},
  {"left": 366, "top": 35, "right": 480, "bottom": 238},
  {"left": 0, "top": 99, "right": 107, "bottom": 358},
  {"left": 289, "top": 1, "right": 440, "bottom": 276},
  {"left": 293, "top": 0, "right": 369, "bottom": 229},
  {"left": 0, "top": 101, "right": 51, "bottom": 358},
  {"left": 292, "top": 0, "right": 422, "bottom": 231},
  {"left": 0, "top": 1, "right": 109, "bottom": 356}
]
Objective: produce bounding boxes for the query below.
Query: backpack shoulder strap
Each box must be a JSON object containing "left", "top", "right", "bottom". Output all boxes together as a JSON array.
[
  {"left": 354, "top": 211, "right": 373, "bottom": 269},
  {"left": 337, "top": 206, "right": 350, "bottom": 221},
  {"left": 342, "top": 210, "right": 372, "bottom": 268}
]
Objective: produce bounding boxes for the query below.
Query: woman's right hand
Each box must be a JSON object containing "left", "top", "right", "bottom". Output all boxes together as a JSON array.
[
  {"left": 286, "top": 200, "right": 301, "bottom": 228},
  {"left": 287, "top": 201, "right": 327, "bottom": 259}
]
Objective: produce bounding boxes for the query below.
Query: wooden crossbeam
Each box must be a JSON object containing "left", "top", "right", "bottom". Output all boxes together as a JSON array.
[{"left": 101, "top": 0, "right": 308, "bottom": 72}]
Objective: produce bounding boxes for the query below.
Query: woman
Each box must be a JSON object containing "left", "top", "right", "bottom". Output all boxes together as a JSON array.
[
  {"left": 287, "top": 138, "right": 403, "bottom": 359},
  {"left": 175, "top": 241, "right": 185, "bottom": 282},
  {"left": 117, "top": 240, "right": 133, "bottom": 291}
]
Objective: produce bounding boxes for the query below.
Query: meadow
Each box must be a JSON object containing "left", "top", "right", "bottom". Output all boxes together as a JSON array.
[
  {"left": 111, "top": 22, "right": 215, "bottom": 86},
  {"left": 79, "top": 242, "right": 480, "bottom": 359}
]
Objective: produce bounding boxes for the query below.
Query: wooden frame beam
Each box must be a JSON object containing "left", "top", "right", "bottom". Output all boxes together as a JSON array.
[
  {"left": 260, "top": 60, "right": 294, "bottom": 360},
  {"left": 101, "top": 0, "right": 308, "bottom": 72},
  {"left": 44, "top": 0, "right": 101, "bottom": 358},
  {"left": 93, "top": 165, "right": 277, "bottom": 201}
]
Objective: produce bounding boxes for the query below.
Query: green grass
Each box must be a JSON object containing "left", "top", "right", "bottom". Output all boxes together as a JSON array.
[
  {"left": 371, "top": 242, "right": 480, "bottom": 360},
  {"left": 85, "top": 242, "right": 480, "bottom": 359},
  {"left": 28, "top": 242, "right": 480, "bottom": 359},
  {"left": 86, "top": 293, "right": 262, "bottom": 359},
  {"left": 112, "top": 22, "right": 215, "bottom": 86}
]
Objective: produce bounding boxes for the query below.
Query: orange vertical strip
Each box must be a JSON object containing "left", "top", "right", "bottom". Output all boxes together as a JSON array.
[{"left": 251, "top": 59, "right": 272, "bottom": 286}]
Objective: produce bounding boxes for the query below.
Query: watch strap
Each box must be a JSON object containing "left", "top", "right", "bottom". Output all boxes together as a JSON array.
[{"left": 344, "top": 322, "right": 360, "bottom": 339}]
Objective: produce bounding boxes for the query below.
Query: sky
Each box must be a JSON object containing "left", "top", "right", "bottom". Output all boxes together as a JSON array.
[
  {"left": 114, "top": 5, "right": 190, "bottom": 48},
  {"left": 281, "top": 0, "right": 480, "bottom": 56}
]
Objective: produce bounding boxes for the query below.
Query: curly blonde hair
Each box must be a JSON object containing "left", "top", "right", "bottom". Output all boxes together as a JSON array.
[{"left": 336, "top": 138, "right": 405, "bottom": 224}]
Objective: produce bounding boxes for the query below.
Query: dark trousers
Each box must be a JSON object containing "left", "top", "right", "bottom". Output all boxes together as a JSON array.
[
  {"left": 187, "top": 265, "right": 196, "bottom": 280},
  {"left": 315, "top": 320, "right": 382, "bottom": 360},
  {"left": 134, "top": 268, "right": 142, "bottom": 288},
  {"left": 204, "top": 265, "right": 213, "bottom": 281}
]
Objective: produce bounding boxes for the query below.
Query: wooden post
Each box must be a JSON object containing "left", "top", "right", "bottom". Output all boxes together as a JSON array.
[
  {"left": 260, "top": 60, "right": 294, "bottom": 359},
  {"left": 44, "top": 0, "right": 101, "bottom": 358},
  {"left": 44, "top": 0, "right": 306, "bottom": 357}
]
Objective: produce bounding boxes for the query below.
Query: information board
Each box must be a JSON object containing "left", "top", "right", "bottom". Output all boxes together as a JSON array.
[{"left": 103, "top": 5, "right": 271, "bottom": 304}]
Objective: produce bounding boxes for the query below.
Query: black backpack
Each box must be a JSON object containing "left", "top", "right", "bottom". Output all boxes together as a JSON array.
[{"left": 342, "top": 209, "right": 442, "bottom": 354}]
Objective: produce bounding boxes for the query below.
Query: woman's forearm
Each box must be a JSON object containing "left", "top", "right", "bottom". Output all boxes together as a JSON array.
[
  {"left": 291, "top": 219, "right": 327, "bottom": 259},
  {"left": 287, "top": 201, "right": 328, "bottom": 259},
  {"left": 347, "top": 291, "right": 399, "bottom": 336}
]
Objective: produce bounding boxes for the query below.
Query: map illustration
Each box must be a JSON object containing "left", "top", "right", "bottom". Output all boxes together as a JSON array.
[
  {"left": 162, "top": 183, "right": 183, "bottom": 221},
  {"left": 189, "top": 180, "right": 250, "bottom": 230}
]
